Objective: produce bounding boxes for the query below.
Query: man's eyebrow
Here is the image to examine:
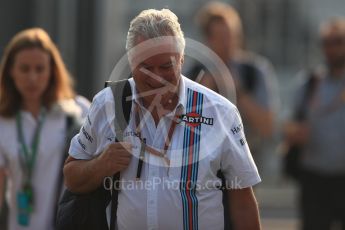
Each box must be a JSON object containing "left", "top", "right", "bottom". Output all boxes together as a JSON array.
[
  {"left": 139, "top": 62, "right": 149, "bottom": 67},
  {"left": 139, "top": 61, "right": 173, "bottom": 67},
  {"left": 161, "top": 61, "right": 174, "bottom": 66}
]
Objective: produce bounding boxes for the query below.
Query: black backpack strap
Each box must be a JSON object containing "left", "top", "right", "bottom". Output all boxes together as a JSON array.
[
  {"left": 105, "top": 80, "right": 133, "bottom": 141},
  {"left": 104, "top": 80, "right": 132, "bottom": 230},
  {"left": 239, "top": 63, "right": 258, "bottom": 93},
  {"left": 294, "top": 72, "right": 320, "bottom": 121}
]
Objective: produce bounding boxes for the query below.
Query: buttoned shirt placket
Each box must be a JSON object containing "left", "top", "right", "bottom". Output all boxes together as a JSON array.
[{"left": 134, "top": 100, "right": 184, "bottom": 230}]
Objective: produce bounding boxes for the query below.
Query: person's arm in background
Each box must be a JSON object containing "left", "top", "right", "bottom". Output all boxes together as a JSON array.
[
  {"left": 228, "top": 187, "right": 261, "bottom": 230},
  {"left": 0, "top": 168, "right": 5, "bottom": 209},
  {"left": 284, "top": 121, "right": 310, "bottom": 145},
  {"left": 199, "top": 76, "right": 274, "bottom": 138},
  {"left": 198, "top": 62, "right": 275, "bottom": 138},
  {"left": 237, "top": 93, "right": 273, "bottom": 137},
  {"left": 236, "top": 60, "right": 276, "bottom": 138}
]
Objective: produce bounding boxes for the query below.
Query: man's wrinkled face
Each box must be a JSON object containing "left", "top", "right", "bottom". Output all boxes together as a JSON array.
[{"left": 129, "top": 36, "right": 184, "bottom": 105}]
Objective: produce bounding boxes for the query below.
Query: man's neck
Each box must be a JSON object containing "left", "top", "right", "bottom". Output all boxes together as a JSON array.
[
  {"left": 144, "top": 93, "right": 179, "bottom": 126},
  {"left": 141, "top": 79, "right": 181, "bottom": 126}
]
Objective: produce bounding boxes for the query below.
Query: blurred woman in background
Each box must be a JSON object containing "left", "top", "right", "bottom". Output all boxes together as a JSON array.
[{"left": 0, "top": 28, "right": 88, "bottom": 230}]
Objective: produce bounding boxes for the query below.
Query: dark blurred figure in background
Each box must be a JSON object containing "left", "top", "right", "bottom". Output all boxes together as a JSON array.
[
  {"left": 284, "top": 17, "right": 345, "bottom": 230},
  {"left": 188, "top": 1, "right": 277, "bottom": 162},
  {"left": 0, "top": 28, "right": 88, "bottom": 230}
]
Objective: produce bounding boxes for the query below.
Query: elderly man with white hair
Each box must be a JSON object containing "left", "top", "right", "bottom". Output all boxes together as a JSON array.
[{"left": 64, "top": 9, "right": 261, "bottom": 230}]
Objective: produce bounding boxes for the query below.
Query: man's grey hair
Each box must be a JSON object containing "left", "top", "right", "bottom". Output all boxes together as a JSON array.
[{"left": 126, "top": 9, "right": 185, "bottom": 54}]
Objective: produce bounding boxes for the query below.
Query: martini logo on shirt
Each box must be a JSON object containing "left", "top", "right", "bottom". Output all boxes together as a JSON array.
[{"left": 179, "top": 113, "right": 214, "bottom": 127}]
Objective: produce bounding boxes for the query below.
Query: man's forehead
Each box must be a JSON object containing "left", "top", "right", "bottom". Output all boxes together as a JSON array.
[
  {"left": 134, "top": 37, "right": 180, "bottom": 53},
  {"left": 140, "top": 53, "right": 179, "bottom": 65},
  {"left": 128, "top": 36, "right": 183, "bottom": 67}
]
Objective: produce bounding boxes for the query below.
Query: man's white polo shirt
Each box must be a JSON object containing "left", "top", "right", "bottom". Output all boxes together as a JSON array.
[{"left": 69, "top": 76, "right": 261, "bottom": 230}]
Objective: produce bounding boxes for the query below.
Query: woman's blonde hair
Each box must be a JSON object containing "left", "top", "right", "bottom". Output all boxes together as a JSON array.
[{"left": 0, "top": 28, "right": 75, "bottom": 117}]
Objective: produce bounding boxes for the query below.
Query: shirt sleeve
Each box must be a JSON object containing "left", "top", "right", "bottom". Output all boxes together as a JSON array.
[
  {"left": 220, "top": 106, "right": 261, "bottom": 189},
  {"left": 69, "top": 89, "right": 114, "bottom": 160}
]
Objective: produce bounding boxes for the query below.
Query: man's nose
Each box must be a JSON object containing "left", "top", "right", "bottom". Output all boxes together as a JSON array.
[
  {"left": 147, "top": 68, "right": 166, "bottom": 82},
  {"left": 154, "top": 68, "right": 174, "bottom": 82}
]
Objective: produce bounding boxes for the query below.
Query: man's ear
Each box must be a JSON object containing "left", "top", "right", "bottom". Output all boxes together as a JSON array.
[{"left": 180, "top": 55, "right": 184, "bottom": 65}]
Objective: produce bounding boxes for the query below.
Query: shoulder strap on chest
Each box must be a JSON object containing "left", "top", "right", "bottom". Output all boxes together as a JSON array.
[
  {"left": 105, "top": 80, "right": 132, "bottom": 141},
  {"left": 104, "top": 79, "right": 132, "bottom": 230}
]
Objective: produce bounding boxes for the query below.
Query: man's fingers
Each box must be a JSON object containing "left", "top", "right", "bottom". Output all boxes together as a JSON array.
[
  {"left": 108, "top": 142, "right": 132, "bottom": 151},
  {"left": 112, "top": 149, "right": 132, "bottom": 157},
  {"left": 116, "top": 153, "right": 132, "bottom": 160}
]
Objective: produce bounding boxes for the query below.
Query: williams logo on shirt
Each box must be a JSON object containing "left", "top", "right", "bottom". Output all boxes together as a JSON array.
[
  {"left": 231, "top": 123, "right": 243, "bottom": 135},
  {"left": 87, "top": 115, "right": 92, "bottom": 126},
  {"left": 77, "top": 137, "right": 86, "bottom": 150},
  {"left": 82, "top": 126, "right": 93, "bottom": 143},
  {"left": 230, "top": 122, "right": 247, "bottom": 147},
  {"left": 179, "top": 113, "right": 214, "bottom": 127}
]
